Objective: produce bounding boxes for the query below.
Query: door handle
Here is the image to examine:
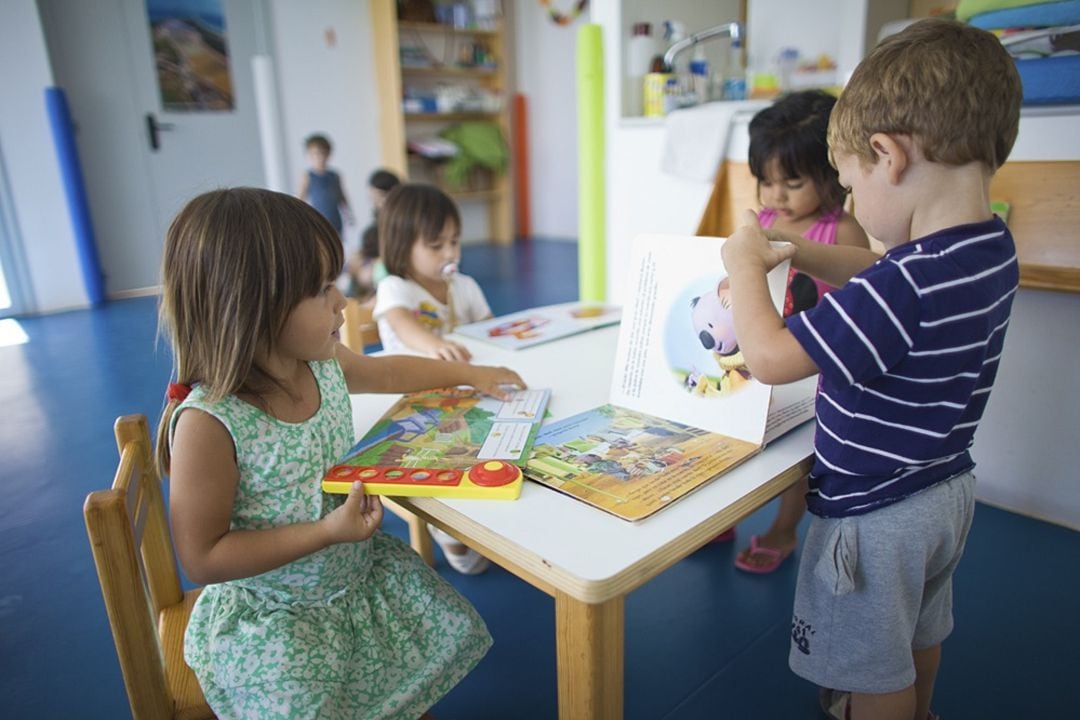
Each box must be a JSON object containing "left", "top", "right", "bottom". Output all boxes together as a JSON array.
[{"left": 145, "top": 113, "right": 175, "bottom": 151}]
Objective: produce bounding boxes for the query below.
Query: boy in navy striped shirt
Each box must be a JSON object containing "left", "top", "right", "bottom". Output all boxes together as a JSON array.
[{"left": 721, "top": 19, "right": 1022, "bottom": 720}]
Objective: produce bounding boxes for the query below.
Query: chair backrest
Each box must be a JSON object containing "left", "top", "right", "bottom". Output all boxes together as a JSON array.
[
  {"left": 84, "top": 414, "right": 210, "bottom": 720},
  {"left": 341, "top": 297, "right": 380, "bottom": 354}
]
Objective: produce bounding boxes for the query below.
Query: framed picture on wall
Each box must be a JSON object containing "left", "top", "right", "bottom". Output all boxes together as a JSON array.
[{"left": 146, "top": 0, "right": 234, "bottom": 111}]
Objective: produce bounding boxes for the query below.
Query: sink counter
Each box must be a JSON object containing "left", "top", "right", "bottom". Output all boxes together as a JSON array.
[{"left": 604, "top": 102, "right": 1080, "bottom": 298}]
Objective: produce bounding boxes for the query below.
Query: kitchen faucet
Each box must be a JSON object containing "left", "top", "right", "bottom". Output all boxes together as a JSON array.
[{"left": 662, "top": 21, "right": 743, "bottom": 72}]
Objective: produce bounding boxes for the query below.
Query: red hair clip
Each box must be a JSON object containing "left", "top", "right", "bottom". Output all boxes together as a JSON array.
[{"left": 166, "top": 383, "right": 192, "bottom": 403}]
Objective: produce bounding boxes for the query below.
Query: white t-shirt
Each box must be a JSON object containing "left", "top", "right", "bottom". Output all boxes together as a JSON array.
[{"left": 373, "top": 273, "right": 492, "bottom": 353}]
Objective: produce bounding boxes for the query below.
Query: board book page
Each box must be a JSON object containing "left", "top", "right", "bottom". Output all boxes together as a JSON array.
[
  {"left": 526, "top": 405, "right": 759, "bottom": 521},
  {"left": 327, "top": 387, "right": 551, "bottom": 481},
  {"left": 455, "top": 301, "right": 621, "bottom": 350},
  {"left": 524, "top": 234, "right": 815, "bottom": 521}
]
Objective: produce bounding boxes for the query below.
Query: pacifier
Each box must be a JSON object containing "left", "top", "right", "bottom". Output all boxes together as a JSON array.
[{"left": 441, "top": 262, "right": 459, "bottom": 279}]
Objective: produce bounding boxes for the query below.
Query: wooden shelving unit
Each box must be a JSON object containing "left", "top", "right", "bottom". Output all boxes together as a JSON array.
[{"left": 371, "top": 2, "right": 513, "bottom": 244}]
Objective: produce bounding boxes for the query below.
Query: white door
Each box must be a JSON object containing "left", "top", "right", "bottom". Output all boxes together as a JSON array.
[{"left": 38, "top": 0, "right": 266, "bottom": 294}]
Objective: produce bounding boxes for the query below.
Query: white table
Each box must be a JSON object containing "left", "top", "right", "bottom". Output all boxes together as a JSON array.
[{"left": 350, "top": 325, "right": 814, "bottom": 719}]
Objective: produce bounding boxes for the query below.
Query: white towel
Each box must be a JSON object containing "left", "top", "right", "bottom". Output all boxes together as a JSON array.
[{"left": 660, "top": 101, "right": 770, "bottom": 182}]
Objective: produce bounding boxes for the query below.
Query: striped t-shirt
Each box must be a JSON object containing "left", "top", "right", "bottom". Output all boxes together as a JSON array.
[{"left": 787, "top": 217, "right": 1018, "bottom": 517}]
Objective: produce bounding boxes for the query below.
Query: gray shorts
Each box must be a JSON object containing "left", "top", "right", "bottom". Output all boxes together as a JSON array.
[{"left": 788, "top": 471, "right": 976, "bottom": 694}]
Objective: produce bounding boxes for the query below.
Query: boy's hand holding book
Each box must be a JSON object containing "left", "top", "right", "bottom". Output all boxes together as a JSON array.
[{"left": 723, "top": 210, "right": 798, "bottom": 275}]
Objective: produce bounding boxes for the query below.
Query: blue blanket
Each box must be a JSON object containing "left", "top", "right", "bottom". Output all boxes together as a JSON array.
[{"left": 969, "top": 0, "right": 1080, "bottom": 28}]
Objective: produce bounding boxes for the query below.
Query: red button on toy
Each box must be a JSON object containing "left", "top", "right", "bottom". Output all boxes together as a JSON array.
[{"left": 468, "top": 460, "right": 522, "bottom": 487}]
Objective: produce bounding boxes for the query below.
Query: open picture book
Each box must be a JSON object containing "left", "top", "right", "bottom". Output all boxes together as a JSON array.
[
  {"left": 454, "top": 301, "right": 621, "bottom": 350},
  {"left": 325, "top": 387, "right": 551, "bottom": 478},
  {"left": 524, "top": 234, "right": 817, "bottom": 521}
]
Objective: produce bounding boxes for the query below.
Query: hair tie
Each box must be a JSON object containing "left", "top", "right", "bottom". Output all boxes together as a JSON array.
[{"left": 167, "top": 383, "right": 192, "bottom": 403}]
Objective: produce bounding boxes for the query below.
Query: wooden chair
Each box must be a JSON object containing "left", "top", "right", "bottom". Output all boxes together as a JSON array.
[
  {"left": 340, "top": 297, "right": 381, "bottom": 354},
  {"left": 338, "top": 298, "right": 439, "bottom": 565},
  {"left": 84, "top": 415, "right": 214, "bottom": 720}
]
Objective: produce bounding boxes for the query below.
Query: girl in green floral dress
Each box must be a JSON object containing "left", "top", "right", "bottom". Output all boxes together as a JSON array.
[{"left": 155, "top": 188, "right": 524, "bottom": 719}]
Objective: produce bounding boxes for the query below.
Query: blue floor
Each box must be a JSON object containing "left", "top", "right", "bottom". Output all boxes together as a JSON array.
[{"left": 1, "top": 239, "right": 1077, "bottom": 719}]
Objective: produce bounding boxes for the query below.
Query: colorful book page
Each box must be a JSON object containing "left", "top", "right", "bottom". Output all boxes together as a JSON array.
[
  {"left": 330, "top": 387, "right": 551, "bottom": 476},
  {"left": 524, "top": 404, "right": 760, "bottom": 522}
]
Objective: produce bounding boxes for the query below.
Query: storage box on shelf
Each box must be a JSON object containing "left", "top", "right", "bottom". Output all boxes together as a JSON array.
[{"left": 371, "top": 1, "right": 513, "bottom": 243}]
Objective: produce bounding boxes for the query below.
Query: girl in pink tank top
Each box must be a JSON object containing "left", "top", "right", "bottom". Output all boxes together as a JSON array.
[
  {"left": 747, "top": 91, "right": 868, "bottom": 320},
  {"left": 727, "top": 91, "right": 869, "bottom": 574},
  {"left": 758, "top": 206, "right": 843, "bottom": 315}
]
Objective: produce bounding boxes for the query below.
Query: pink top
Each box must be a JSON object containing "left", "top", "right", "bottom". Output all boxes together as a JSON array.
[{"left": 758, "top": 206, "right": 844, "bottom": 310}]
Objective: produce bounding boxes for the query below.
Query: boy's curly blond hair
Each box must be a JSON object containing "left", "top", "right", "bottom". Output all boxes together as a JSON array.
[{"left": 829, "top": 18, "right": 1021, "bottom": 170}]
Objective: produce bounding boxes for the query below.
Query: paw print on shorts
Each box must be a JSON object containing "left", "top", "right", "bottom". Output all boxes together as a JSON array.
[{"left": 791, "top": 614, "right": 815, "bottom": 656}]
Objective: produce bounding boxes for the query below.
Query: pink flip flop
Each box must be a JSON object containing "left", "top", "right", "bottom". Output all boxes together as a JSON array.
[{"left": 734, "top": 534, "right": 792, "bottom": 574}]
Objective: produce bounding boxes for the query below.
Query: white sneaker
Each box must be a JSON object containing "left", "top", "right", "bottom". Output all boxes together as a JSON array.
[{"left": 428, "top": 524, "right": 490, "bottom": 575}]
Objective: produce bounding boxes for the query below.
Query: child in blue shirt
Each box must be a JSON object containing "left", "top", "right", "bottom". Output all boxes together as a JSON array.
[
  {"left": 298, "top": 133, "right": 353, "bottom": 236},
  {"left": 721, "top": 19, "right": 1022, "bottom": 720}
]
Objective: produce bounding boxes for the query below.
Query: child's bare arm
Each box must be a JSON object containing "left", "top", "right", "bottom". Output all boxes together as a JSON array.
[
  {"left": 835, "top": 213, "right": 871, "bottom": 249},
  {"left": 338, "top": 177, "right": 355, "bottom": 226},
  {"left": 765, "top": 223, "right": 878, "bottom": 287},
  {"left": 383, "top": 306, "right": 473, "bottom": 362},
  {"left": 336, "top": 344, "right": 524, "bottom": 399},
  {"left": 723, "top": 212, "right": 820, "bottom": 385},
  {"left": 297, "top": 173, "right": 309, "bottom": 201},
  {"left": 169, "top": 410, "right": 381, "bottom": 585}
]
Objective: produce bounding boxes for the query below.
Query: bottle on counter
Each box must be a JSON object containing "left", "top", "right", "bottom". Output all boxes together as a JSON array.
[
  {"left": 625, "top": 22, "right": 657, "bottom": 116},
  {"left": 643, "top": 54, "right": 669, "bottom": 117},
  {"left": 662, "top": 76, "right": 681, "bottom": 115},
  {"left": 689, "top": 46, "right": 709, "bottom": 104},
  {"left": 777, "top": 47, "right": 800, "bottom": 93},
  {"left": 723, "top": 36, "right": 747, "bottom": 101}
]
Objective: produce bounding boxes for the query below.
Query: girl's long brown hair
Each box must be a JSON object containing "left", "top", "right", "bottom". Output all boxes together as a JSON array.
[{"left": 155, "top": 188, "right": 343, "bottom": 475}]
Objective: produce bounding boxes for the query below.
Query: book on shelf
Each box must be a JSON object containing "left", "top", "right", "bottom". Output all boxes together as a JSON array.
[
  {"left": 325, "top": 387, "right": 551, "bottom": 479},
  {"left": 454, "top": 301, "right": 621, "bottom": 350},
  {"left": 524, "top": 234, "right": 817, "bottom": 521}
]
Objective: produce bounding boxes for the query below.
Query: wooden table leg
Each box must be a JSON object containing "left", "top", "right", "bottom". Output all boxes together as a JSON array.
[
  {"left": 382, "top": 498, "right": 435, "bottom": 566},
  {"left": 555, "top": 591, "right": 624, "bottom": 720}
]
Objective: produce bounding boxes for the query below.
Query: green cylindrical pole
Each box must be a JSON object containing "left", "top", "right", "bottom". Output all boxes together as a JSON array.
[{"left": 577, "top": 23, "right": 605, "bottom": 302}]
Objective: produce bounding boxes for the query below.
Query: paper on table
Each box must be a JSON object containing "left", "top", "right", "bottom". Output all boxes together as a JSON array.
[{"left": 455, "top": 302, "right": 621, "bottom": 350}]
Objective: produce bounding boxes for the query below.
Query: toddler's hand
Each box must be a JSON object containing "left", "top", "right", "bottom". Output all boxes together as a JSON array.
[
  {"left": 467, "top": 365, "right": 526, "bottom": 400},
  {"left": 321, "top": 481, "right": 383, "bottom": 545},
  {"left": 723, "top": 209, "right": 797, "bottom": 274},
  {"left": 431, "top": 339, "right": 472, "bottom": 363}
]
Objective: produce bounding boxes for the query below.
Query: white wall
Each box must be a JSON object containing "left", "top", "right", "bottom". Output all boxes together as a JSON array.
[
  {"left": 267, "top": 0, "right": 382, "bottom": 251},
  {"left": 975, "top": 289, "right": 1080, "bottom": 529},
  {"left": 746, "top": 0, "right": 847, "bottom": 78},
  {"left": 514, "top": 1, "right": 578, "bottom": 240},
  {"left": 7, "top": 0, "right": 580, "bottom": 310},
  {"left": 0, "top": 0, "right": 87, "bottom": 313}
]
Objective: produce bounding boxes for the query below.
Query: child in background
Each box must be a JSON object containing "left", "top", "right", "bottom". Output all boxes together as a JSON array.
[
  {"left": 374, "top": 184, "right": 493, "bottom": 363},
  {"left": 732, "top": 90, "right": 869, "bottom": 574},
  {"left": 298, "top": 133, "right": 354, "bottom": 237},
  {"left": 157, "top": 188, "right": 524, "bottom": 718},
  {"left": 721, "top": 19, "right": 1021, "bottom": 720},
  {"left": 347, "top": 168, "right": 401, "bottom": 299},
  {"left": 373, "top": 183, "right": 496, "bottom": 575}
]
